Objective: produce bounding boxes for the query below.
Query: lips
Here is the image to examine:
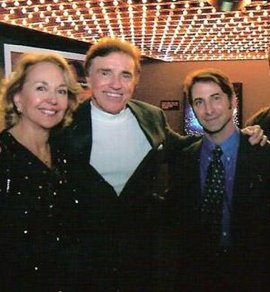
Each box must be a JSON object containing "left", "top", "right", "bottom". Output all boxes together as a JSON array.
[
  {"left": 39, "top": 109, "right": 57, "bottom": 116},
  {"left": 205, "top": 117, "right": 218, "bottom": 122},
  {"left": 105, "top": 91, "right": 123, "bottom": 98}
]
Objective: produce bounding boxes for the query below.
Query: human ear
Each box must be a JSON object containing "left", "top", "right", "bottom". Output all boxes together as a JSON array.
[{"left": 13, "top": 93, "right": 22, "bottom": 113}]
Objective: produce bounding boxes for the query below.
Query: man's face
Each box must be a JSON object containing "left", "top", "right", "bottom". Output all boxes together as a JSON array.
[
  {"left": 191, "top": 81, "right": 236, "bottom": 140},
  {"left": 86, "top": 52, "right": 138, "bottom": 114}
]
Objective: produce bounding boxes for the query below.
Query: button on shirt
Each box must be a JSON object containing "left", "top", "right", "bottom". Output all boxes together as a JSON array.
[{"left": 200, "top": 129, "right": 240, "bottom": 248}]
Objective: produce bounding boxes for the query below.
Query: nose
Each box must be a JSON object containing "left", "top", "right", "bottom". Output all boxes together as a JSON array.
[
  {"left": 204, "top": 100, "right": 213, "bottom": 114},
  {"left": 110, "top": 75, "right": 122, "bottom": 89},
  {"left": 46, "top": 90, "right": 57, "bottom": 104}
]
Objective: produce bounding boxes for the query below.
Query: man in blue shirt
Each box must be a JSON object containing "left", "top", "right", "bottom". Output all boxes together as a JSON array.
[{"left": 169, "top": 68, "right": 270, "bottom": 291}]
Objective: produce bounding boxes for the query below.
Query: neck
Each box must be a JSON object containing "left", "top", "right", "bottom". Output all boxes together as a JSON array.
[
  {"left": 9, "top": 122, "right": 52, "bottom": 167},
  {"left": 205, "top": 121, "right": 236, "bottom": 145}
]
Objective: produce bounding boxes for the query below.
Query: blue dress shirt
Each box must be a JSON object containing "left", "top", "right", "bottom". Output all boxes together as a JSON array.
[{"left": 200, "top": 129, "right": 240, "bottom": 248}]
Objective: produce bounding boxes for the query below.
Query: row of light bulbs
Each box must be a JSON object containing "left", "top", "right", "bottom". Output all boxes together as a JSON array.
[{"left": 0, "top": 0, "right": 269, "bottom": 61}]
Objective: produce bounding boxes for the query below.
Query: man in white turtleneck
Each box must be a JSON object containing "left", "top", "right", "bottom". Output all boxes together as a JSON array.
[
  {"left": 59, "top": 37, "right": 189, "bottom": 291},
  {"left": 57, "top": 37, "right": 266, "bottom": 291},
  {"left": 85, "top": 38, "right": 160, "bottom": 198}
]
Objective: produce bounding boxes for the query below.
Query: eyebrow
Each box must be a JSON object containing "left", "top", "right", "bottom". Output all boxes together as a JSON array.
[
  {"left": 122, "top": 70, "right": 133, "bottom": 75},
  {"left": 210, "top": 92, "right": 221, "bottom": 97},
  {"left": 193, "top": 92, "right": 221, "bottom": 100},
  {"left": 29, "top": 80, "right": 67, "bottom": 87},
  {"left": 97, "top": 68, "right": 112, "bottom": 73},
  {"left": 97, "top": 68, "right": 132, "bottom": 74}
]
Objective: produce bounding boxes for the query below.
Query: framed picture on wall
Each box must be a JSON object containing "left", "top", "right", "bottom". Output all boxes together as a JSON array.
[
  {"left": 4, "top": 44, "right": 85, "bottom": 76},
  {"left": 183, "top": 82, "right": 243, "bottom": 135},
  {"left": 4, "top": 44, "right": 90, "bottom": 101}
]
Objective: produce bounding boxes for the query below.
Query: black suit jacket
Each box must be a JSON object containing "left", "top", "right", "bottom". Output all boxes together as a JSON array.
[
  {"left": 52, "top": 99, "right": 193, "bottom": 291},
  {"left": 169, "top": 132, "right": 270, "bottom": 290}
]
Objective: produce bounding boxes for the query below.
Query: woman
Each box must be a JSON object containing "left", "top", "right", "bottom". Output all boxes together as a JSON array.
[{"left": 0, "top": 52, "right": 82, "bottom": 290}]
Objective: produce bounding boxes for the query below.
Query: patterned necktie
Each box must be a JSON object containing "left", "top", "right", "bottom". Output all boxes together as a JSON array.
[{"left": 201, "top": 145, "right": 225, "bottom": 247}]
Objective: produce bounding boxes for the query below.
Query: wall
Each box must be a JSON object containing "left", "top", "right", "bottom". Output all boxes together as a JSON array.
[{"left": 135, "top": 59, "right": 270, "bottom": 134}]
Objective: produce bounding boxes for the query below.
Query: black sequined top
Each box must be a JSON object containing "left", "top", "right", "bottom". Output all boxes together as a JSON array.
[{"left": 0, "top": 130, "right": 80, "bottom": 291}]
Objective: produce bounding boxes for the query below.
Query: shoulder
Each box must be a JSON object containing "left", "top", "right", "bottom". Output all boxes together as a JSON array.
[
  {"left": 128, "top": 99, "right": 167, "bottom": 129},
  {"left": 128, "top": 99, "right": 163, "bottom": 115},
  {"left": 0, "top": 130, "right": 11, "bottom": 153},
  {"left": 240, "top": 133, "right": 270, "bottom": 161},
  {"left": 51, "top": 100, "right": 90, "bottom": 141},
  {"left": 182, "top": 138, "right": 202, "bottom": 154},
  {"left": 171, "top": 138, "right": 202, "bottom": 166},
  {"left": 246, "top": 107, "right": 270, "bottom": 126},
  {"left": 0, "top": 130, "right": 14, "bottom": 172},
  {"left": 72, "top": 100, "right": 91, "bottom": 120}
]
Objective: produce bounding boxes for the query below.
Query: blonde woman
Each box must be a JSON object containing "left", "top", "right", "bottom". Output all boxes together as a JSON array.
[{"left": 0, "top": 52, "right": 82, "bottom": 290}]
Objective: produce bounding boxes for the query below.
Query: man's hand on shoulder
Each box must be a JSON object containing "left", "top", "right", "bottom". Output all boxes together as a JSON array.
[{"left": 242, "top": 125, "right": 268, "bottom": 146}]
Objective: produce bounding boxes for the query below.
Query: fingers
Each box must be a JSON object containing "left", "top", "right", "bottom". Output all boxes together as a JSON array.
[
  {"left": 260, "top": 135, "right": 269, "bottom": 146},
  {"left": 242, "top": 125, "right": 264, "bottom": 146}
]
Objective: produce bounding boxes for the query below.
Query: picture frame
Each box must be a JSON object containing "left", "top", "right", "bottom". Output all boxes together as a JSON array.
[{"left": 4, "top": 44, "right": 85, "bottom": 77}]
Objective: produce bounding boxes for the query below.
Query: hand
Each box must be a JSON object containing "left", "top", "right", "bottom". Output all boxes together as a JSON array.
[{"left": 241, "top": 125, "right": 268, "bottom": 146}]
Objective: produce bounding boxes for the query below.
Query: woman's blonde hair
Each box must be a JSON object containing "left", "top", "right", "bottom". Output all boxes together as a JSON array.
[{"left": 1, "top": 51, "right": 82, "bottom": 128}]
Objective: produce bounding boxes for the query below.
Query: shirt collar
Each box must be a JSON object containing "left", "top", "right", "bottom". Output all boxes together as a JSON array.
[
  {"left": 91, "top": 101, "right": 129, "bottom": 121},
  {"left": 202, "top": 128, "right": 240, "bottom": 158}
]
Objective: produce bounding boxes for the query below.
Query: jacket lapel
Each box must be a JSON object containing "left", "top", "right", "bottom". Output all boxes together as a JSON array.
[{"left": 128, "top": 101, "right": 164, "bottom": 150}]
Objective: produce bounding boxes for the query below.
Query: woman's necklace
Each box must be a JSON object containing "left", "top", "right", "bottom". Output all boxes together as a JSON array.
[
  {"left": 39, "top": 150, "right": 51, "bottom": 167},
  {"left": 25, "top": 144, "right": 52, "bottom": 167}
]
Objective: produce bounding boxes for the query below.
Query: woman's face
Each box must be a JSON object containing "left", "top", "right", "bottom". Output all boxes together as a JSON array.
[{"left": 14, "top": 61, "right": 69, "bottom": 130}]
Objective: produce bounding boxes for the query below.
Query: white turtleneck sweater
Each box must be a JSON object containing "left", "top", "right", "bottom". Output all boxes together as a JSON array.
[{"left": 90, "top": 102, "right": 151, "bottom": 196}]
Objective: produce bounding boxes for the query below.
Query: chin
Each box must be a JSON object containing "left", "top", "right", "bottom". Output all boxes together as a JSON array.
[
  {"left": 203, "top": 126, "right": 222, "bottom": 134},
  {"left": 107, "top": 106, "right": 125, "bottom": 114},
  {"left": 40, "top": 120, "right": 62, "bottom": 129}
]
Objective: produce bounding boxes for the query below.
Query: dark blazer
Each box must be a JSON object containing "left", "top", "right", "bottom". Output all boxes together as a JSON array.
[
  {"left": 53, "top": 99, "right": 193, "bottom": 291},
  {"left": 169, "top": 132, "right": 270, "bottom": 291}
]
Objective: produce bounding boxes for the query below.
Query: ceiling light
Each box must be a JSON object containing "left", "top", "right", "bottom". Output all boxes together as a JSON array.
[{"left": 207, "top": 0, "right": 251, "bottom": 12}]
